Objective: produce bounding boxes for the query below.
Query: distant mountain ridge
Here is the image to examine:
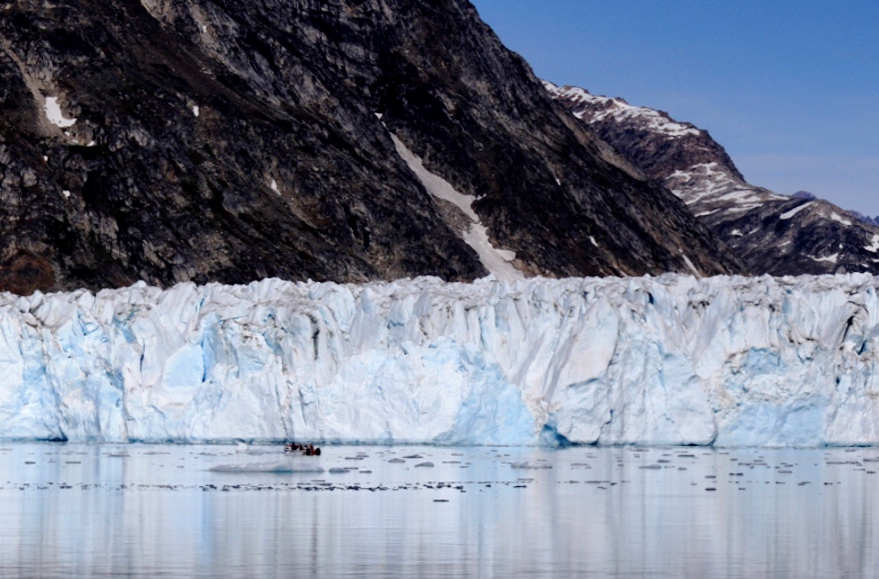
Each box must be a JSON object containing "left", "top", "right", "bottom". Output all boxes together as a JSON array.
[{"left": 545, "top": 81, "right": 879, "bottom": 276}]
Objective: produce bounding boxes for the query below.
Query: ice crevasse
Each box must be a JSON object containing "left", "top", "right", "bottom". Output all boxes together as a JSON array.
[{"left": 1, "top": 274, "right": 879, "bottom": 447}]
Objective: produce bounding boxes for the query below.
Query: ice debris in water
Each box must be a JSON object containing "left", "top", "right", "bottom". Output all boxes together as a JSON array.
[
  {"left": 210, "top": 460, "right": 325, "bottom": 474},
  {"left": 2, "top": 274, "right": 879, "bottom": 447}
]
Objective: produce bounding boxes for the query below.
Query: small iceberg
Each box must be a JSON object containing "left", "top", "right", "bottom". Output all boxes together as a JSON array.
[
  {"left": 210, "top": 460, "right": 325, "bottom": 474},
  {"left": 510, "top": 461, "right": 552, "bottom": 470}
]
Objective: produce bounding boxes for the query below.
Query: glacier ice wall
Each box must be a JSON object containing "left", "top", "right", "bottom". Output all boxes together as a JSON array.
[{"left": 1, "top": 274, "right": 879, "bottom": 446}]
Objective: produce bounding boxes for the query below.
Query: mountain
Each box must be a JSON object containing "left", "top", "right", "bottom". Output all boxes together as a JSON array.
[
  {"left": 0, "top": 0, "right": 744, "bottom": 296},
  {"left": 852, "top": 211, "right": 879, "bottom": 228},
  {"left": 545, "top": 82, "right": 879, "bottom": 276}
]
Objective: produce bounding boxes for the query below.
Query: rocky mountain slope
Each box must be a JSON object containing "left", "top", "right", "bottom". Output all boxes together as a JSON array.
[
  {"left": 546, "top": 82, "right": 879, "bottom": 276},
  {"left": 0, "top": 0, "right": 743, "bottom": 295}
]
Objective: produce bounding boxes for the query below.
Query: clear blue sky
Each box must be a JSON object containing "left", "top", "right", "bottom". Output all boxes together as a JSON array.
[{"left": 470, "top": 0, "right": 879, "bottom": 216}]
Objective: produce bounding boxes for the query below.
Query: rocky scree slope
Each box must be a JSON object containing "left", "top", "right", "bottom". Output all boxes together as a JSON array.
[
  {"left": 0, "top": 0, "right": 743, "bottom": 295},
  {"left": 546, "top": 82, "right": 879, "bottom": 276}
]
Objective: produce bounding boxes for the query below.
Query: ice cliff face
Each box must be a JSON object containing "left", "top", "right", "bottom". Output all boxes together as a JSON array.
[{"left": 2, "top": 275, "right": 879, "bottom": 447}]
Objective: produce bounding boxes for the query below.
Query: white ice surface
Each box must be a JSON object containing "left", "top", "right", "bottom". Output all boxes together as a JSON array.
[
  {"left": 4, "top": 275, "right": 879, "bottom": 447},
  {"left": 44, "top": 97, "right": 77, "bottom": 128}
]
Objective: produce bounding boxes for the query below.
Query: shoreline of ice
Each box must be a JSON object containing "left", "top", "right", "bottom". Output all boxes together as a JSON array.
[{"left": 2, "top": 273, "right": 879, "bottom": 447}]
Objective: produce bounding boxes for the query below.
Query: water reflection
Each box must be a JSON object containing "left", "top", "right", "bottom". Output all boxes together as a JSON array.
[{"left": 0, "top": 445, "right": 877, "bottom": 577}]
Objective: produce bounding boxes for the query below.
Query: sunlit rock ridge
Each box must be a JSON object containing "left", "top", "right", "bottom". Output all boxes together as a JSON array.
[
  {"left": 544, "top": 82, "right": 879, "bottom": 277},
  {"left": 1, "top": 275, "right": 878, "bottom": 447}
]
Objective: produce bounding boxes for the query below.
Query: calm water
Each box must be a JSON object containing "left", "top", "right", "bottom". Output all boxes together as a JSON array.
[{"left": 0, "top": 444, "right": 877, "bottom": 578}]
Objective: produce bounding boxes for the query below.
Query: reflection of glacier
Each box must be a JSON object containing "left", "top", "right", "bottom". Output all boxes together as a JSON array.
[{"left": 2, "top": 275, "right": 879, "bottom": 446}]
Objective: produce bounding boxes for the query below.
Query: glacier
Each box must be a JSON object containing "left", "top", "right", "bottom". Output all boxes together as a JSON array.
[{"left": 1, "top": 274, "right": 879, "bottom": 446}]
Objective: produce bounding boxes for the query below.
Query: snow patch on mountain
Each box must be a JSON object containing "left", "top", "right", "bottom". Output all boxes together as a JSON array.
[
  {"left": 44, "top": 97, "right": 77, "bottom": 128},
  {"left": 664, "top": 162, "right": 786, "bottom": 213},
  {"left": 391, "top": 134, "right": 522, "bottom": 282},
  {"left": 830, "top": 213, "right": 853, "bottom": 227},
  {"left": 810, "top": 253, "right": 840, "bottom": 264},
  {"left": 780, "top": 202, "right": 814, "bottom": 220},
  {"left": 543, "top": 82, "right": 700, "bottom": 138}
]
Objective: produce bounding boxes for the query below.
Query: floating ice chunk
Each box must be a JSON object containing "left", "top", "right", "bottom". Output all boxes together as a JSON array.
[
  {"left": 511, "top": 461, "right": 552, "bottom": 470},
  {"left": 44, "top": 97, "right": 77, "bottom": 128},
  {"left": 192, "top": 105, "right": 200, "bottom": 117},
  {"left": 270, "top": 179, "right": 280, "bottom": 194},
  {"left": 210, "top": 460, "right": 325, "bottom": 473}
]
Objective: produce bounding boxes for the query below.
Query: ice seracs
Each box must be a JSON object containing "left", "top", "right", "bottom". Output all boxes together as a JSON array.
[{"left": 2, "top": 275, "right": 879, "bottom": 447}]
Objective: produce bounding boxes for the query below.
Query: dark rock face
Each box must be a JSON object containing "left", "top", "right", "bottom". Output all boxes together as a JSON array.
[
  {"left": 547, "top": 82, "right": 879, "bottom": 276},
  {"left": 851, "top": 211, "right": 879, "bottom": 228},
  {"left": 0, "top": 0, "right": 742, "bottom": 294}
]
